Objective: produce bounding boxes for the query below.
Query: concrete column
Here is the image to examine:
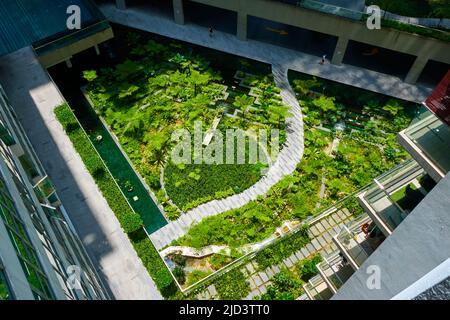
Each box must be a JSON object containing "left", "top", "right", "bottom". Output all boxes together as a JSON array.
[
  {"left": 173, "top": 0, "right": 185, "bottom": 25},
  {"left": 405, "top": 56, "right": 429, "bottom": 84},
  {"left": 331, "top": 36, "right": 349, "bottom": 65},
  {"left": 116, "top": 0, "right": 126, "bottom": 10},
  {"left": 237, "top": 12, "right": 247, "bottom": 41}
]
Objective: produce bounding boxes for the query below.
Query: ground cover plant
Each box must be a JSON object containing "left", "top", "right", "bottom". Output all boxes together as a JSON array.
[
  {"left": 255, "top": 254, "right": 322, "bottom": 300},
  {"left": 83, "top": 32, "right": 288, "bottom": 220}
]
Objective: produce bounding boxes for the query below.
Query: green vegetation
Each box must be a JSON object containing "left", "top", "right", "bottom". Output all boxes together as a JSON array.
[
  {"left": 83, "top": 34, "right": 287, "bottom": 218},
  {"left": 296, "top": 254, "right": 322, "bottom": 282},
  {"left": 290, "top": 72, "right": 416, "bottom": 209},
  {"left": 361, "top": 1, "right": 450, "bottom": 42},
  {"left": 258, "top": 268, "right": 303, "bottom": 300},
  {"left": 55, "top": 104, "right": 143, "bottom": 234},
  {"left": 256, "top": 254, "right": 322, "bottom": 300},
  {"left": 175, "top": 73, "right": 414, "bottom": 253},
  {"left": 255, "top": 225, "right": 311, "bottom": 270},
  {"left": 367, "top": 0, "right": 450, "bottom": 18},
  {"left": 173, "top": 176, "right": 309, "bottom": 249},
  {"left": 0, "top": 282, "right": 8, "bottom": 300},
  {"left": 55, "top": 104, "right": 180, "bottom": 299},
  {"left": 380, "top": 19, "right": 450, "bottom": 42},
  {"left": 215, "top": 269, "right": 250, "bottom": 300},
  {"left": 165, "top": 151, "right": 266, "bottom": 211}
]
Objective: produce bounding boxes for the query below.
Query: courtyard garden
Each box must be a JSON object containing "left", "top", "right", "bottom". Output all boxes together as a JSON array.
[
  {"left": 54, "top": 23, "right": 421, "bottom": 297},
  {"left": 82, "top": 31, "right": 289, "bottom": 221},
  {"left": 163, "top": 71, "right": 418, "bottom": 293}
]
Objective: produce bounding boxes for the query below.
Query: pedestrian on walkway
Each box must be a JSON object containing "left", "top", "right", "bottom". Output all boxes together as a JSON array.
[
  {"left": 319, "top": 54, "right": 326, "bottom": 65},
  {"left": 209, "top": 26, "right": 214, "bottom": 37}
]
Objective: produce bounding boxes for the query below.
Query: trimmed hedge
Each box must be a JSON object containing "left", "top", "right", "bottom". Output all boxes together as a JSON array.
[
  {"left": 55, "top": 104, "right": 143, "bottom": 233},
  {"left": 55, "top": 104, "right": 178, "bottom": 298}
]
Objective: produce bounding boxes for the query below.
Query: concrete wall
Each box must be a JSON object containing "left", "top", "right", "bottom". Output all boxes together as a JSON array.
[
  {"left": 160, "top": 0, "right": 449, "bottom": 83},
  {"left": 189, "top": 0, "right": 449, "bottom": 62},
  {"left": 38, "top": 27, "right": 114, "bottom": 68}
]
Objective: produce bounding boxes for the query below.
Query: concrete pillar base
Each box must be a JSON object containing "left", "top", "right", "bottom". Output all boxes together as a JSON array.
[
  {"left": 405, "top": 56, "right": 429, "bottom": 84},
  {"left": 237, "top": 12, "right": 247, "bottom": 41},
  {"left": 116, "top": 0, "right": 126, "bottom": 10},
  {"left": 173, "top": 0, "right": 185, "bottom": 25},
  {"left": 331, "top": 37, "right": 349, "bottom": 65}
]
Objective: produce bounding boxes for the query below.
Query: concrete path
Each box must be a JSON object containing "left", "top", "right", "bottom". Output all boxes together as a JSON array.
[
  {"left": 150, "top": 64, "right": 304, "bottom": 249},
  {"left": 0, "top": 47, "right": 162, "bottom": 300}
]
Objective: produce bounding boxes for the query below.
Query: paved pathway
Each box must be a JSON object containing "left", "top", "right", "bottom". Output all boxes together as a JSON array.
[
  {"left": 97, "top": 3, "right": 433, "bottom": 250},
  {"left": 150, "top": 64, "right": 304, "bottom": 249},
  {"left": 0, "top": 47, "right": 162, "bottom": 300}
]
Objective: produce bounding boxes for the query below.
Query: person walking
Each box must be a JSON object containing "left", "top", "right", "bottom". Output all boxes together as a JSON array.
[
  {"left": 319, "top": 54, "right": 326, "bottom": 65},
  {"left": 209, "top": 26, "right": 214, "bottom": 37}
]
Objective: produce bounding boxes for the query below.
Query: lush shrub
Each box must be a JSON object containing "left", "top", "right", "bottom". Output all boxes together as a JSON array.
[
  {"left": 214, "top": 269, "right": 250, "bottom": 300},
  {"left": 185, "top": 270, "right": 212, "bottom": 287},
  {"left": 173, "top": 266, "right": 186, "bottom": 285},
  {"left": 258, "top": 268, "right": 302, "bottom": 300},
  {"left": 255, "top": 225, "right": 311, "bottom": 270},
  {"left": 129, "top": 230, "right": 177, "bottom": 297},
  {"left": 296, "top": 254, "right": 322, "bottom": 282}
]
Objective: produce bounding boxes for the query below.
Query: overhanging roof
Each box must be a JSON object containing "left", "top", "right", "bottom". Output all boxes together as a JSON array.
[{"left": 0, "top": 0, "right": 107, "bottom": 56}]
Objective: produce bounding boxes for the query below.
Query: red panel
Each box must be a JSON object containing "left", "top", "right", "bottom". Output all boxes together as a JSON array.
[{"left": 425, "top": 69, "right": 450, "bottom": 127}]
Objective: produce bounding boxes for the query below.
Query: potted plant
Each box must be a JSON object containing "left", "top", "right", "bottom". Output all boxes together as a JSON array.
[{"left": 125, "top": 180, "right": 134, "bottom": 192}]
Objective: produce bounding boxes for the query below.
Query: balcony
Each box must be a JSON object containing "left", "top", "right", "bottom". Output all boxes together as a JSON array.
[
  {"left": 398, "top": 113, "right": 450, "bottom": 182},
  {"left": 357, "top": 159, "right": 429, "bottom": 236},
  {"left": 33, "top": 176, "right": 60, "bottom": 207},
  {"left": 302, "top": 274, "right": 334, "bottom": 300},
  {"left": 316, "top": 251, "right": 355, "bottom": 293},
  {"left": 333, "top": 214, "right": 385, "bottom": 270}
]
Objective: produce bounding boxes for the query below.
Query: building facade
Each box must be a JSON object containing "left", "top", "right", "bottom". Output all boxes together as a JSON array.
[
  {"left": 0, "top": 85, "right": 109, "bottom": 300},
  {"left": 106, "top": 0, "right": 450, "bottom": 85}
]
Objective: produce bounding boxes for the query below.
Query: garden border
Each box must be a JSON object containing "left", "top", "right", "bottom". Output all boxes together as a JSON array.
[{"left": 81, "top": 87, "right": 169, "bottom": 223}]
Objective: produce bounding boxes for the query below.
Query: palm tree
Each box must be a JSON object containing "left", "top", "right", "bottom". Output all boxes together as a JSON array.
[
  {"left": 268, "top": 104, "right": 290, "bottom": 128},
  {"left": 189, "top": 71, "right": 210, "bottom": 95},
  {"left": 233, "top": 95, "right": 254, "bottom": 119}
]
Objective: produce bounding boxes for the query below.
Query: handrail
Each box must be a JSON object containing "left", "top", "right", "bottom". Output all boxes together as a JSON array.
[
  {"left": 272, "top": 0, "right": 450, "bottom": 39},
  {"left": 33, "top": 20, "right": 110, "bottom": 53}
]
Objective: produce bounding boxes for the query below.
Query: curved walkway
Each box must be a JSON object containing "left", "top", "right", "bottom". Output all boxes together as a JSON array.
[{"left": 150, "top": 65, "right": 304, "bottom": 250}]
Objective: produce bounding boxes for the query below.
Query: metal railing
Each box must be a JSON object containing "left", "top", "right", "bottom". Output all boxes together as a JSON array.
[{"left": 273, "top": 0, "right": 450, "bottom": 38}]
